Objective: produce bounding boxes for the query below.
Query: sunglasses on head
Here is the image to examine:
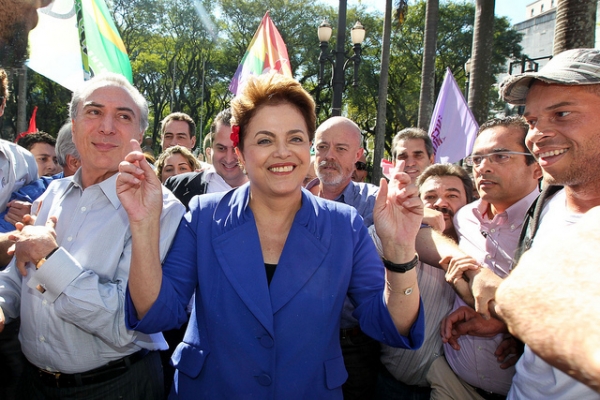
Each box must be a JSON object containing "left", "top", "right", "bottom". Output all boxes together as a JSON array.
[{"left": 355, "top": 161, "right": 367, "bottom": 171}]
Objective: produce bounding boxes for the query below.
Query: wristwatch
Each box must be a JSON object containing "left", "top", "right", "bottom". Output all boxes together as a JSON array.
[{"left": 382, "top": 254, "right": 419, "bottom": 273}]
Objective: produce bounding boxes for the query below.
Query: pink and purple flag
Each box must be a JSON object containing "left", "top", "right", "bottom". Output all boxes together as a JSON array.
[
  {"left": 428, "top": 68, "right": 479, "bottom": 164},
  {"left": 229, "top": 11, "right": 293, "bottom": 96}
]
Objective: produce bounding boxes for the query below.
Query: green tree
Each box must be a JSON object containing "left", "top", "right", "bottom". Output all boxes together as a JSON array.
[
  {"left": 379, "top": 1, "right": 521, "bottom": 158},
  {"left": 113, "top": 0, "right": 225, "bottom": 147},
  {"left": 2, "top": 68, "right": 71, "bottom": 140}
]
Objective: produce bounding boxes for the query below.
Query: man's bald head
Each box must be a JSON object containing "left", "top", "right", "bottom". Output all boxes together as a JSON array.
[
  {"left": 315, "top": 116, "right": 362, "bottom": 147},
  {"left": 314, "top": 117, "right": 364, "bottom": 193}
]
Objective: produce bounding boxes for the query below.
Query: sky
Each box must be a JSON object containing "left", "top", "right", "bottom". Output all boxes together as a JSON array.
[{"left": 320, "top": 0, "right": 528, "bottom": 25}]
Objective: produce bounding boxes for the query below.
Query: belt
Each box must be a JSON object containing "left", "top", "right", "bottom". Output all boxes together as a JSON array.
[
  {"left": 340, "top": 326, "right": 363, "bottom": 339},
  {"left": 32, "top": 349, "right": 150, "bottom": 388},
  {"left": 475, "top": 387, "right": 507, "bottom": 400}
]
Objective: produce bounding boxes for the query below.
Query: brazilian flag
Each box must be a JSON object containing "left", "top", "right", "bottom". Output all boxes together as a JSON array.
[{"left": 76, "top": 0, "right": 132, "bottom": 82}]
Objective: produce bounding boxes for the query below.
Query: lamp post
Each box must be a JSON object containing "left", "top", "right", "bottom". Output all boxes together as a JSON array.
[
  {"left": 508, "top": 55, "right": 553, "bottom": 75},
  {"left": 317, "top": 0, "right": 366, "bottom": 116}
]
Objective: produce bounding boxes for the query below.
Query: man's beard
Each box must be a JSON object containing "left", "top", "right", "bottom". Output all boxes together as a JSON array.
[
  {"left": 317, "top": 160, "right": 347, "bottom": 186},
  {"left": 0, "top": 21, "right": 30, "bottom": 68}
]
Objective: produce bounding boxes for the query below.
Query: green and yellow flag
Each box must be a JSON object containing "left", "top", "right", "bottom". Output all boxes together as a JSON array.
[
  {"left": 28, "top": 0, "right": 132, "bottom": 91},
  {"left": 76, "top": 0, "right": 132, "bottom": 81}
]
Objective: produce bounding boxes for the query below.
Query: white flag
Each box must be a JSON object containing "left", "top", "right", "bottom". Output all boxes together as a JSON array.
[
  {"left": 27, "top": 0, "right": 83, "bottom": 92},
  {"left": 428, "top": 68, "right": 479, "bottom": 164}
]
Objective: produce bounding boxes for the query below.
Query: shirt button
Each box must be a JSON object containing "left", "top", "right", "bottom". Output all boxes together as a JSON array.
[
  {"left": 256, "top": 373, "right": 272, "bottom": 386},
  {"left": 39, "top": 335, "right": 45, "bottom": 342},
  {"left": 259, "top": 335, "right": 274, "bottom": 348},
  {"left": 42, "top": 300, "right": 48, "bottom": 306},
  {"left": 81, "top": 207, "right": 86, "bottom": 212},
  {"left": 490, "top": 228, "right": 496, "bottom": 233},
  {"left": 486, "top": 255, "right": 491, "bottom": 259},
  {"left": 510, "top": 224, "right": 515, "bottom": 230},
  {"left": 67, "top": 236, "right": 73, "bottom": 242}
]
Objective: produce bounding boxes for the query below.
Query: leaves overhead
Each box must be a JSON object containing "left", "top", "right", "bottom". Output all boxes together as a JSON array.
[{"left": 2, "top": 0, "right": 522, "bottom": 161}]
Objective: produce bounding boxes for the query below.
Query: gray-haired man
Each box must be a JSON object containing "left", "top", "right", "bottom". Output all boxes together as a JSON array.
[{"left": 1, "top": 73, "right": 184, "bottom": 399}]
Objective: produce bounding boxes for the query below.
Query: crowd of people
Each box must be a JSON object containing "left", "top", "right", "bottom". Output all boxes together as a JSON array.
[{"left": 0, "top": 1, "right": 600, "bottom": 399}]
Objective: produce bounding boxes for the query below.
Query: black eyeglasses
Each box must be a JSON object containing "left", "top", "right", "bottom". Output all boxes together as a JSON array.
[
  {"left": 355, "top": 161, "right": 367, "bottom": 171},
  {"left": 464, "top": 151, "right": 532, "bottom": 167}
]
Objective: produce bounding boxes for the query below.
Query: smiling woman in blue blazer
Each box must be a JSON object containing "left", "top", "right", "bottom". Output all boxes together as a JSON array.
[{"left": 117, "top": 74, "right": 425, "bottom": 399}]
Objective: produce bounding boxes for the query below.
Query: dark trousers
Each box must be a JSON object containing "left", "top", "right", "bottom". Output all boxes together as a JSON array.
[
  {"left": 16, "top": 350, "right": 164, "bottom": 400},
  {"left": 0, "top": 319, "right": 25, "bottom": 400},
  {"left": 161, "top": 322, "right": 188, "bottom": 397},
  {"left": 341, "top": 327, "right": 382, "bottom": 400},
  {"left": 375, "top": 365, "right": 431, "bottom": 400}
]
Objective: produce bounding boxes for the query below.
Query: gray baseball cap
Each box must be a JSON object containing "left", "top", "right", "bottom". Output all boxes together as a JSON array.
[{"left": 500, "top": 48, "right": 600, "bottom": 105}]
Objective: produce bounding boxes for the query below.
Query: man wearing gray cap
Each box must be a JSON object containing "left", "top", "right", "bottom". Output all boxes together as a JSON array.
[{"left": 496, "top": 48, "right": 600, "bottom": 398}]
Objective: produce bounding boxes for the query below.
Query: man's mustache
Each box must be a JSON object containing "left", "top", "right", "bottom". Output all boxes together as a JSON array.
[
  {"left": 436, "top": 206, "right": 454, "bottom": 218},
  {"left": 318, "top": 160, "right": 341, "bottom": 172}
]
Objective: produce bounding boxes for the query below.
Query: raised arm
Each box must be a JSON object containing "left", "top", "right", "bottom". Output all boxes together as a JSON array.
[
  {"left": 496, "top": 206, "right": 600, "bottom": 393},
  {"left": 373, "top": 161, "right": 422, "bottom": 335},
  {"left": 116, "top": 139, "right": 165, "bottom": 318}
]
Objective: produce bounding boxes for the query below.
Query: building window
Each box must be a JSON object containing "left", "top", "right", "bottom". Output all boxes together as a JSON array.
[
  {"left": 541, "top": 4, "right": 544, "bottom": 12},
  {"left": 551, "top": 0, "right": 554, "bottom": 7},
  {"left": 531, "top": 8, "right": 535, "bottom": 17}
]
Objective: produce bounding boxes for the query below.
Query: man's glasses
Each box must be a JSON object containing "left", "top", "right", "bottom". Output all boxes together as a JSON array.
[
  {"left": 355, "top": 161, "right": 367, "bottom": 171},
  {"left": 464, "top": 151, "right": 532, "bottom": 167}
]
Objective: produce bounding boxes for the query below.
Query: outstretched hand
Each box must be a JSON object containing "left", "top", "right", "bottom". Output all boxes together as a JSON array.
[
  {"left": 441, "top": 305, "right": 508, "bottom": 350},
  {"left": 7, "top": 216, "right": 58, "bottom": 276},
  {"left": 116, "top": 139, "right": 163, "bottom": 223},
  {"left": 442, "top": 254, "right": 480, "bottom": 305},
  {"left": 373, "top": 161, "right": 423, "bottom": 259}
]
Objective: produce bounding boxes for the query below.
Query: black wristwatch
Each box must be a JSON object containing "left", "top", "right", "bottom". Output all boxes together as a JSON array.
[{"left": 382, "top": 254, "right": 419, "bottom": 273}]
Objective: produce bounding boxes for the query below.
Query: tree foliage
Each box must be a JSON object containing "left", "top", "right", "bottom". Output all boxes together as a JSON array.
[
  {"left": 1, "top": 0, "right": 523, "bottom": 162},
  {"left": 382, "top": 0, "right": 521, "bottom": 155}
]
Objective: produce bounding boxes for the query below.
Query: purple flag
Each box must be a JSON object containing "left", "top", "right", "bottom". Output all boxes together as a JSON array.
[{"left": 428, "top": 68, "right": 479, "bottom": 163}]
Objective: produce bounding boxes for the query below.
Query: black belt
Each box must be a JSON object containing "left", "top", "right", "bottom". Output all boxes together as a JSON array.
[
  {"left": 475, "top": 387, "right": 507, "bottom": 400},
  {"left": 32, "top": 349, "right": 150, "bottom": 388},
  {"left": 340, "top": 326, "right": 363, "bottom": 339}
]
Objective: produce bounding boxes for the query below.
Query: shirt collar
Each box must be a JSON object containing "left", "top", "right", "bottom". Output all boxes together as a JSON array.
[
  {"left": 338, "top": 180, "right": 358, "bottom": 203},
  {"left": 65, "top": 169, "right": 121, "bottom": 210},
  {"left": 305, "top": 177, "right": 352, "bottom": 202},
  {"left": 473, "top": 187, "right": 540, "bottom": 227}
]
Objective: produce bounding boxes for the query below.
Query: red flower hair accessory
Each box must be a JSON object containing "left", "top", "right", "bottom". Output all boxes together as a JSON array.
[{"left": 230, "top": 125, "right": 240, "bottom": 148}]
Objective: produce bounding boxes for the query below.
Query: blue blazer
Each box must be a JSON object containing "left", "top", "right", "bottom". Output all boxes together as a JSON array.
[{"left": 126, "top": 184, "right": 424, "bottom": 399}]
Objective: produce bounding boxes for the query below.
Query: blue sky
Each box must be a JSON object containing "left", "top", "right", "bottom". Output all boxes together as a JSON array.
[{"left": 320, "top": 0, "right": 528, "bottom": 25}]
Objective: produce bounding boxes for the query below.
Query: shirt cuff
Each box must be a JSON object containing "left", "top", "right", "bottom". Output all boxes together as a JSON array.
[{"left": 27, "top": 247, "right": 82, "bottom": 302}]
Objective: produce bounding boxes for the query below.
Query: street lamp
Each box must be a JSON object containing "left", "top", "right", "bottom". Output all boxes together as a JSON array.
[
  {"left": 508, "top": 55, "right": 553, "bottom": 75},
  {"left": 317, "top": 0, "right": 366, "bottom": 116}
]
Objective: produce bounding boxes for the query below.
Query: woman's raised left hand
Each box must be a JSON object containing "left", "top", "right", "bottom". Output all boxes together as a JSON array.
[{"left": 373, "top": 160, "right": 423, "bottom": 262}]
